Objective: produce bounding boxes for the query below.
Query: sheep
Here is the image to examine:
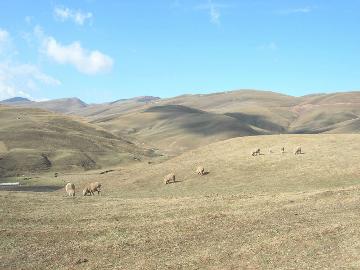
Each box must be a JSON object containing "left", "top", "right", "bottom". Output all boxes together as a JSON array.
[
  {"left": 281, "top": 147, "right": 285, "bottom": 154},
  {"left": 251, "top": 148, "right": 261, "bottom": 156},
  {"left": 294, "top": 147, "right": 302, "bottom": 155},
  {"left": 196, "top": 166, "right": 205, "bottom": 175},
  {"left": 164, "top": 173, "right": 176, "bottom": 184},
  {"left": 83, "top": 182, "right": 102, "bottom": 196},
  {"left": 65, "top": 183, "right": 75, "bottom": 197}
]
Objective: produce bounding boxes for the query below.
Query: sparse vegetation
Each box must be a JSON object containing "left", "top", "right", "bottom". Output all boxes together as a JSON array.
[
  {"left": 3, "top": 90, "right": 360, "bottom": 269},
  {"left": 2, "top": 134, "right": 360, "bottom": 269}
]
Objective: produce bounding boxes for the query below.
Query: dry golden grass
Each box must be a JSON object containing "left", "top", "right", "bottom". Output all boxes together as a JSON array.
[
  {"left": 80, "top": 90, "right": 360, "bottom": 155},
  {"left": 1, "top": 134, "right": 360, "bottom": 269},
  {"left": 0, "top": 106, "right": 153, "bottom": 177}
]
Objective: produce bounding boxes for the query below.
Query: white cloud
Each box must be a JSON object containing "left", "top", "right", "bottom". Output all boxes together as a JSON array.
[
  {"left": 34, "top": 26, "right": 113, "bottom": 75},
  {"left": 44, "top": 37, "right": 113, "bottom": 75},
  {"left": 195, "top": 1, "right": 230, "bottom": 26},
  {"left": 277, "top": 7, "right": 313, "bottom": 14},
  {"left": 0, "top": 62, "right": 61, "bottom": 101},
  {"left": 34, "top": 26, "right": 114, "bottom": 75},
  {"left": 54, "top": 6, "right": 93, "bottom": 25},
  {"left": 0, "top": 28, "right": 60, "bottom": 100}
]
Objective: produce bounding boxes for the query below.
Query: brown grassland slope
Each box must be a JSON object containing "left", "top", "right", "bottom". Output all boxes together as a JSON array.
[
  {"left": 0, "top": 106, "right": 152, "bottom": 177},
  {"left": 4, "top": 90, "right": 360, "bottom": 156},
  {"left": 85, "top": 90, "right": 360, "bottom": 155},
  {"left": 1, "top": 134, "right": 360, "bottom": 269}
]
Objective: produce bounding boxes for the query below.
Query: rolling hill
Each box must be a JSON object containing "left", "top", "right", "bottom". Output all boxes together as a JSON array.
[
  {"left": 3, "top": 90, "right": 360, "bottom": 156},
  {"left": 81, "top": 90, "right": 360, "bottom": 155},
  {"left": 0, "top": 105, "right": 154, "bottom": 177},
  {"left": 3, "top": 134, "right": 360, "bottom": 269}
]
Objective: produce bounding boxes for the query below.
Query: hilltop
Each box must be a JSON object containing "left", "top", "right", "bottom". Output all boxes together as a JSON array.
[{"left": 0, "top": 97, "right": 32, "bottom": 104}]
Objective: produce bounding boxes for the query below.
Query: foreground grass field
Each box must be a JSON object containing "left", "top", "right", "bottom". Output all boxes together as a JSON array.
[{"left": 1, "top": 134, "right": 360, "bottom": 269}]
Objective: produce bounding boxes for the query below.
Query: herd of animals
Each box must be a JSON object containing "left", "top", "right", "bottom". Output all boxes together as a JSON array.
[
  {"left": 65, "top": 182, "right": 102, "bottom": 197},
  {"left": 64, "top": 146, "right": 303, "bottom": 196},
  {"left": 252, "top": 146, "right": 302, "bottom": 156}
]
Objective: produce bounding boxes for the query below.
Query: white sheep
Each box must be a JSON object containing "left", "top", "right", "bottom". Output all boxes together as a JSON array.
[
  {"left": 196, "top": 166, "right": 205, "bottom": 175},
  {"left": 83, "top": 182, "right": 102, "bottom": 196},
  {"left": 65, "top": 183, "right": 75, "bottom": 197},
  {"left": 164, "top": 173, "right": 176, "bottom": 184}
]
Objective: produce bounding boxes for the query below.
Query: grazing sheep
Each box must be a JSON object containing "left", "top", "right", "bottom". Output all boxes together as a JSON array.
[
  {"left": 83, "top": 182, "right": 102, "bottom": 196},
  {"left": 164, "top": 173, "right": 176, "bottom": 184},
  {"left": 294, "top": 147, "right": 302, "bottom": 155},
  {"left": 196, "top": 166, "right": 205, "bottom": 175},
  {"left": 281, "top": 147, "right": 285, "bottom": 154},
  {"left": 65, "top": 183, "right": 75, "bottom": 197},
  {"left": 251, "top": 148, "right": 261, "bottom": 156}
]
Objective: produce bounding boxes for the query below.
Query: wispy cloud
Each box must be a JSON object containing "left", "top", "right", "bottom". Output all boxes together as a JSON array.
[
  {"left": 277, "top": 7, "right": 313, "bottom": 15},
  {"left": 0, "top": 28, "right": 9, "bottom": 44},
  {"left": 54, "top": 6, "right": 93, "bottom": 25},
  {"left": 0, "top": 29, "right": 60, "bottom": 100},
  {"left": 35, "top": 26, "right": 113, "bottom": 75},
  {"left": 0, "top": 28, "right": 17, "bottom": 57},
  {"left": 195, "top": 1, "right": 230, "bottom": 26},
  {"left": 0, "top": 61, "right": 60, "bottom": 100},
  {"left": 257, "top": 42, "right": 278, "bottom": 51}
]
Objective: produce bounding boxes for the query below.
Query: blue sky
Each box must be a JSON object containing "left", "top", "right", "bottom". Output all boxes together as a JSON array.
[{"left": 0, "top": 0, "right": 359, "bottom": 103}]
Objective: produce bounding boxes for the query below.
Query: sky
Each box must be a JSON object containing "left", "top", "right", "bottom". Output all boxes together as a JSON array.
[{"left": 0, "top": 0, "right": 359, "bottom": 103}]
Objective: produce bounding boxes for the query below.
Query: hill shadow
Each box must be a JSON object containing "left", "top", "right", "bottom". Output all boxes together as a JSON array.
[{"left": 0, "top": 185, "right": 62, "bottom": 192}]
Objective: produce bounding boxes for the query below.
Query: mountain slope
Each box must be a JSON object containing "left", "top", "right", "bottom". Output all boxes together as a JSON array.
[
  {"left": 0, "top": 97, "right": 31, "bottom": 104},
  {"left": 0, "top": 106, "right": 153, "bottom": 177},
  {"left": 3, "top": 90, "right": 360, "bottom": 156},
  {"left": 22, "top": 97, "right": 88, "bottom": 113},
  {"left": 92, "top": 104, "right": 262, "bottom": 155}
]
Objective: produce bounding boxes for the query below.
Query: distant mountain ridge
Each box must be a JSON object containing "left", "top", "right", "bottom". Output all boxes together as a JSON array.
[
  {"left": 2, "top": 90, "right": 360, "bottom": 155},
  {"left": 1, "top": 97, "right": 32, "bottom": 103},
  {"left": 0, "top": 97, "right": 88, "bottom": 114}
]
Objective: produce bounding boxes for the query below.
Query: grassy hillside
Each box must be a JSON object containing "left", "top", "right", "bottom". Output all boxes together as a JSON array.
[
  {"left": 0, "top": 106, "right": 153, "bottom": 177},
  {"left": 2, "top": 134, "right": 360, "bottom": 269},
  {"left": 88, "top": 90, "right": 360, "bottom": 154},
  {"left": 93, "top": 104, "right": 261, "bottom": 155},
  {"left": 4, "top": 90, "right": 360, "bottom": 155}
]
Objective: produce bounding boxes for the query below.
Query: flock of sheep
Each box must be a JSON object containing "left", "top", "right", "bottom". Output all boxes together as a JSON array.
[
  {"left": 65, "top": 182, "right": 101, "bottom": 197},
  {"left": 64, "top": 147, "right": 303, "bottom": 196},
  {"left": 163, "top": 166, "right": 206, "bottom": 185},
  {"left": 252, "top": 146, "right": 302, "bottom": 156}
]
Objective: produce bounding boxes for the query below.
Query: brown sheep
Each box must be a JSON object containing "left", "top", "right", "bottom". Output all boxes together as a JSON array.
[
  {"left": 164, "top": 173, "right": 176, "bottom": 184},
  {"left": 251, "top": 148, "right": 261, "bottom": 156},
  {"left": 196, "top": 166, "right": 205, "bottom": 175},
  {"left": 294, "top": 147, "right": 302, "bottom": 155},
  {"left": 65, "top": 183, "right": 75, "bottom": 197},
  {"left": 83, "top": 182, "right": 102, "bottom": 196}
]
